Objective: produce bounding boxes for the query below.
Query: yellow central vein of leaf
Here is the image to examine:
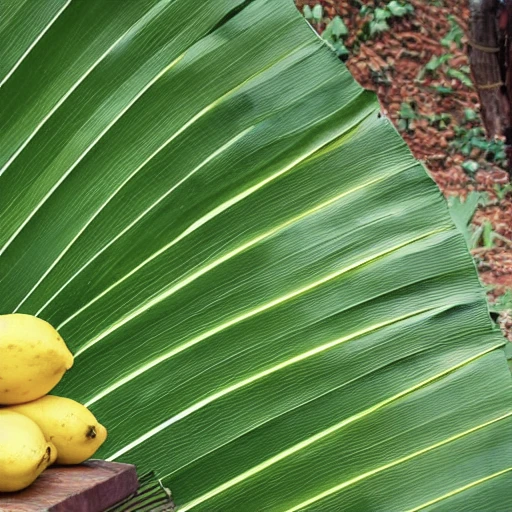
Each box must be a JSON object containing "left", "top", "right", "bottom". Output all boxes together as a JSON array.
[
  {"left": 0, "top": 51, "right": 185, "bottom": 255},
  {"left": 0, "top": 0, "right": 173, "bottom": 177},
  {"left": 106, "top": 304, "right": 444, "bottom": 462},
  {"left": 0, "top": 0, "right": 72, "bottom": 89},
  {"left": 178, "top": 357, "right": 508, "bottom": 512},
  {"left": 76, "top": 189, "right": 438, "bottom": 360},
  {"left": 85, "top": 227, "right": 444, "bottom": 407},
  {"left": 406, "top": 467, "right": 512, "bottom": 512},
  {"left": 284, "top": 411, "right": 512, "bottom": 512},
  {"left": 57, "top": 103, "right": 370, "bottom": 332}
]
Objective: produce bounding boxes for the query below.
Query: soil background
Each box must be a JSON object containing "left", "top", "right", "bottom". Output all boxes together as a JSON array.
[{"left": 296, "top": 0, "right": 512, "bottom": 342}]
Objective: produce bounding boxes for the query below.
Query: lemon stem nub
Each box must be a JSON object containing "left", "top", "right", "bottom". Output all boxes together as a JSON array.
[
  {"left": 38, "top": 446, "right": 51, "bottom": 468},
  {"left": 86, "top": 426, "right": 97, "bottom": 439}
]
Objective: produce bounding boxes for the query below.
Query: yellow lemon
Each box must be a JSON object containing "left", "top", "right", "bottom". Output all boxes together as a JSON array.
[
  {"left": 0, "top": 410, "right": 55, "bottom": 492},
  {"left": 8, "top": 395, "right": 107, "bottom": 465},
  {"left": 0, "top": 314, "right": 74, "bottom": 404}
]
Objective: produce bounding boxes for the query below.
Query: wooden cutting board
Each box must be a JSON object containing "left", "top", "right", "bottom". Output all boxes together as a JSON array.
[{"left": 0, "top": 460, "right": 139, "bottom": 512}]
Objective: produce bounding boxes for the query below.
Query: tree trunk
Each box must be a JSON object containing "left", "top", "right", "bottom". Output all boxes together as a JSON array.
[
  {"left": 468, "top": 0, "right": 508, "bottom": 137},
  {"left": 468, "top": 0, "right": 512, "bottom": 176}
]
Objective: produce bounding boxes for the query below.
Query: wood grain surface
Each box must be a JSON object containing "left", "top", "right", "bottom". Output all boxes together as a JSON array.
[{"left": 0, "top": 460, "right": 139, "bottom": 512}]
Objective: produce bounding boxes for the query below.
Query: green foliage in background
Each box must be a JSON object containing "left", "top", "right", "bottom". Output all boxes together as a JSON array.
[
  {"left": 303, "top": 4, "right": 350, "bottom": 58},
  {"left": 359, "top": 0, "right": 414, "bottom": 38}
]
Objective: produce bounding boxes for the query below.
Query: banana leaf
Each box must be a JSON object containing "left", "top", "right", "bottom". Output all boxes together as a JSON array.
[{"left": 1, "top": 0, "right": 511, "bottom": 509}]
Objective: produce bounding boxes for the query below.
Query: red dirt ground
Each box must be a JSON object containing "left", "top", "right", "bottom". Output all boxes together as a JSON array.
[{"left": 296, "top": 0, "right": 512, "bottom": 341}]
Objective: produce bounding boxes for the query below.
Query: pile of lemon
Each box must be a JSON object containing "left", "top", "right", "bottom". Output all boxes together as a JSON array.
[{"left": 0, "top": 314, "right": 107, "bottom": 492}]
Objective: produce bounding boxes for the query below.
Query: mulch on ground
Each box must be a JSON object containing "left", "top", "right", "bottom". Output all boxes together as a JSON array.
[{"left": 296, "top": 0, "right": 512, "bottom": 341}]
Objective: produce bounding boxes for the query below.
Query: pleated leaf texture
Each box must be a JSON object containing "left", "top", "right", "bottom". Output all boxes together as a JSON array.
[{"left": 1, "top": 0, "right": 511, "bottom": 510}]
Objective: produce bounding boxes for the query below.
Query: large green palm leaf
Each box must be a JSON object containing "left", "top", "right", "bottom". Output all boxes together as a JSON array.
[{"left": 0, "top": 0, "right": 511, "bottom": 509}]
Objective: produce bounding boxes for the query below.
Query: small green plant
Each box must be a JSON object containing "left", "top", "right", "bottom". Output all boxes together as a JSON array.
[
  {"left": 453, "top": 125, "right": 484, "bottom": 155},
  {"left": 370, "top": 7, "right": 392, "bottom": 36},
  {"left": 447, "top": 191, "right": 489, "bottom": 249},
  {"left": 481, "top": 219, "right": 495, "bottom": 248},
  {"left": 417, "top": 53, "right": 472, "bottom": 89},
  {"left": 417, "top": 53, "right": 454, "bottom": 80},
  {"left": 448, "top": 192, "right": 484, "bottom": 246},
  {"left": 322, "top": 16, "right": 350, "bottom": 59},
  {"left": 452, "top": 124, "right": 507, "bottom": 167},
  {"left": 304, "top": 1, "right": 413, "bottom": 54},
  {"left": 303, "top": 5, "right": 350, "bottom": 59},
  {"left": 461, "top": 159, "right": 479, "bottom": 175},
  {"left": 489, "top": 290, "right": 512, "bottom": 314},
  {"left": 464, "top": 108, "right": 478, "bottom": 122},
  {"left": 441, "top": 15, "right": 465, "bottom": 49},
  {"left": 303, "top": 4, "right": 324, "bottom": 24},
  {"left": 446, "top": 66, "right": 473, "bottom": 88},
  {"left": 398, "top": 105, "right": 453, "bottom": 133},
  {"left": 386, "top": 0, "right": 414, "bottom": 16},
  {"left": 449, "top": 191, "right": 512, "bottom": 253},
  {"left": 425, "top": 112, "right": 452, "bottom": 130},
  {"left": 397, "top": 101, "right": 419, "bottom": 132},
  {"left": 487, "top": 290, "right": 512, "bottom": 351},
  {"left": 431, "top": 84, "right": 455, "bottom": 95},
  {"left": 360, "top": 1, "right": 414, "bottom": 39},
  {"left": 494, "top": 183, "right": 512, "bottom": 201}
]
